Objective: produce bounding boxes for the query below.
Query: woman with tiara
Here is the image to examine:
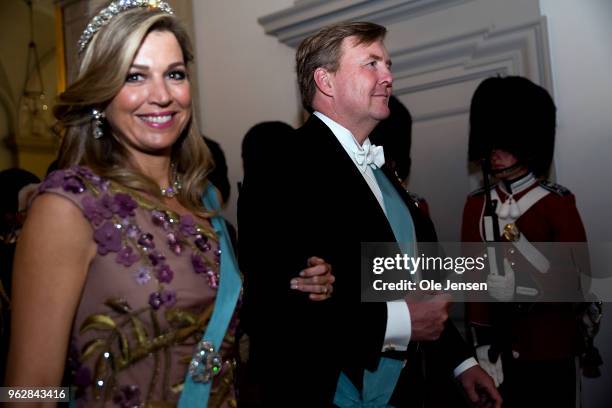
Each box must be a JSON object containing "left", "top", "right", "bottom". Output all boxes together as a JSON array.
[{"left": 5, "top": 1, "right": 334, "bottom": 406}]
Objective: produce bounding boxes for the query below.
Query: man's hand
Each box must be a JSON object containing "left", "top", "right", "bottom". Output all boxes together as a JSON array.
[
  {"left": 406, "top": 293, "right": 452, "bottom": 341},
  {"left": 457, "top": 365, "right": 502, "bottom": 408}
]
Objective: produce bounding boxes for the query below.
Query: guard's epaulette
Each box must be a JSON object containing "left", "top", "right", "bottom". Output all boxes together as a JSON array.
[
  {"left": 539, "top": 180, "right": 571, "bottom": 196},
  {"left": 469, "top": 184, "right": 495, "bottom": 197}
]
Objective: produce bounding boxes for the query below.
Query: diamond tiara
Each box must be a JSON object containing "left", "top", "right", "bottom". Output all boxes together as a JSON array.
[{"left": 77, "top": 0, "right": 174, "bottom": 53}]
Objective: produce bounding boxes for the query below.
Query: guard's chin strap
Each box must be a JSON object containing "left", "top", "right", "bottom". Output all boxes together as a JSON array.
[{"left": 491, "top": 161, "right": 523, "bottom": 177}]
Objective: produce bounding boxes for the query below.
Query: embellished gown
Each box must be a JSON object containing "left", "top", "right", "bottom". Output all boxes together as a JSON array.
[{"left": 33, "top": 166, "right": 236, "bottom": 407}]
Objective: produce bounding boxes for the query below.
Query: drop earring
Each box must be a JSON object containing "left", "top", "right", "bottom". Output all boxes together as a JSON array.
[{"left": 92, "top": 108, "right": 105, "bottom": 139}]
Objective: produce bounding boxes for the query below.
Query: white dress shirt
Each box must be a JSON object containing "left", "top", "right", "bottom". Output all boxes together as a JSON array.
[{"left": 314, "top": 112, "right": 477, "bottom": 376}]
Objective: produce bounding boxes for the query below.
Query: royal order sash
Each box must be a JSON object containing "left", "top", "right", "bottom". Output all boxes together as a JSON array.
[{"left": 178, "top": 184, "right": 242, "bottom": 407}]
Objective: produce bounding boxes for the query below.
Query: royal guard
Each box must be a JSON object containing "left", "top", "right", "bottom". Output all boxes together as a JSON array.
[{"left": 462, "top": 76, "right": 602, "bottom": 408}]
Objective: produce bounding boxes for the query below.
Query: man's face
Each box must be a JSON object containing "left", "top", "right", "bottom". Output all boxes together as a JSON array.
[
  {"left": 329, "top": 36, "right": 393, "bottom": 129},
  {"left": 490, "top": 149, "right": 527, "bottom": 180}
]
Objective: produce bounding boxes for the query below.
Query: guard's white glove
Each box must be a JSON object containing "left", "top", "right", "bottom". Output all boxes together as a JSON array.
[
  {"left": 487, "top": 258, "right": 515, "bottom": 302},
  {"left": 476, "top": 345, "right": 504, "bottom": 387}
]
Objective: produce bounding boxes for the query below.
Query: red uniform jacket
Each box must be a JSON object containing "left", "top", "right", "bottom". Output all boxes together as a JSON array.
[{"left": 462, "top": 178, "right": 587, "bottom": 360}]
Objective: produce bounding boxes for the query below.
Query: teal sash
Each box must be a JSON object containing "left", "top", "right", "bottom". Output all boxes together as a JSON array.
[
  {"left": 334, "top": 358, "right": 405, "bottom": 408},
  {"left": 334, "top": 169, "right": 416, "bottom": 408},
  {"left": 373, "top": 169, "right": 416, "bottom": 256},
  {"left": 178, "top": 184, "right": 242, "bottom": 407}
]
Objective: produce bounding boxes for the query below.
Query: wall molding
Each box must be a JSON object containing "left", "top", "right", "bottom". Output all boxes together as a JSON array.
[
  {"left": 389, "top": 17, "right": 553, "bottom": 122},
  {"left": 259, "top": 0, "right": 552, "bottom": 122},
  {"left": 259, "top": 0, "right": 474, "bottom": 47}
]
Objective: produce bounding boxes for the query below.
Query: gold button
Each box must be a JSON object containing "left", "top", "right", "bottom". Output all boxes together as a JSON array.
[{"left": 503, "top": 223, "right": 521, "bottom": 242}]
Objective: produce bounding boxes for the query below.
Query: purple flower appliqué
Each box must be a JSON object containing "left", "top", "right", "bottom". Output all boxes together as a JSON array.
[
  {"left": 62, "top": 174, "right": 86, "bottom": 193},
  {"left": 195, "top": 235, "right": 211, "bottom": 252},
  {"left": 167, "top": 232, "right": 182, "bottom": 255},
  {"left": 73, "top": 165, "right": 94, "bottom": 180},
  {"left": 156, "top": 264, "right": 174, "bottom": 283},
  {"left": 138, "top": 233, "right": 155, "bottom": 249},
  {"left": 98, "top": 194, "right": 117, "bottom": 218},
  {"left": 191, "top": 253, "right": 207, "bottom": 274},
  {"left": 148, "top": 250, "right": 165, "bottom": 266},
  {"left": 161, "top": 289, "right": 177, "bottom": 308},
  {"left": 116, "top": 246, "right": 140, "bottom": 267},
  {"left": 149, "top": 291, "right": 163, "bottom": 310},
  {"left": 151, "top": 210, "right": 167, "bottom": 227},
  {"left": 82, "top": 195, "right": 114, "bottom": 227},
  {"left": 82, "top": 196, "right": 102, "bottom": 226},
  {"left": 93, "top": 221, "right": 122, "bottom": 255},
  {"left": 39, "top": 170, "right": 65, "bottom": 190},
  {"left": 206, "top": 269, "right": 219, "bottom": 289},
  {"left": 113, "top": 193, "right": 137, "bottom": 218},
  {"left": 134, "top": 266, "right": 151, "bottom": 285},
  {"left": 179, "top": 214, "right": 198, "bottom": 237},
  {"left": 125, "top": 224, "right": 140, "bottom": 239}
]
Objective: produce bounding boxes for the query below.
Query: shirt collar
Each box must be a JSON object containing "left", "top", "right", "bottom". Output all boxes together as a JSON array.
[
  {"left": 499, "top": 172, "right": 537, "bottom": 195},
  {"left": 313, "top": 111, "right": 374, "bottom": 165}
]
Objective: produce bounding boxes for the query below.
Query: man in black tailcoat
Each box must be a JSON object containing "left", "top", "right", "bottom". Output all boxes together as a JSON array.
[{"left": 238, "top": 21, "right": 501, "bottom": 407}]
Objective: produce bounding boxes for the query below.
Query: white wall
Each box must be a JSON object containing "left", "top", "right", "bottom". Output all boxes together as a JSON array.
[
  {"left": 540, "top": 1, "right": 612, "bottom": 407},
  {"left": 540, "top": 0, "right": 612, "bottom": 243},
  {"left": 192, "top": 0, "right": 301, "bottom": 226}
]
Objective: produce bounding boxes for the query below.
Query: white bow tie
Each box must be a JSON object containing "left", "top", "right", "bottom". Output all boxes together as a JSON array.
[{"left": 354, "top": 144, "right": 385, "bottom": 172}]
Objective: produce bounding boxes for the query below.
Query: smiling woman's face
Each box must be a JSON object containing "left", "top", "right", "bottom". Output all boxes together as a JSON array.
[{"left": 105, "top": 30, "right": 191, "bottom": 158}]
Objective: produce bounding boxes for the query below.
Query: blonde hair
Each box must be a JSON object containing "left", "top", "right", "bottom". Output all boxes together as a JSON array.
[{"left": 54, "top": 6, "right": 213, "bottom": 216}]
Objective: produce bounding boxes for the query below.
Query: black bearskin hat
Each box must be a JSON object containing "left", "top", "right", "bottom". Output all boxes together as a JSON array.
[
  {"left": 468, "top": 76, "right": 556, "bottom": 176},
  {"left": 370, "top": 95, "right": 412, "bottom": 181}
]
